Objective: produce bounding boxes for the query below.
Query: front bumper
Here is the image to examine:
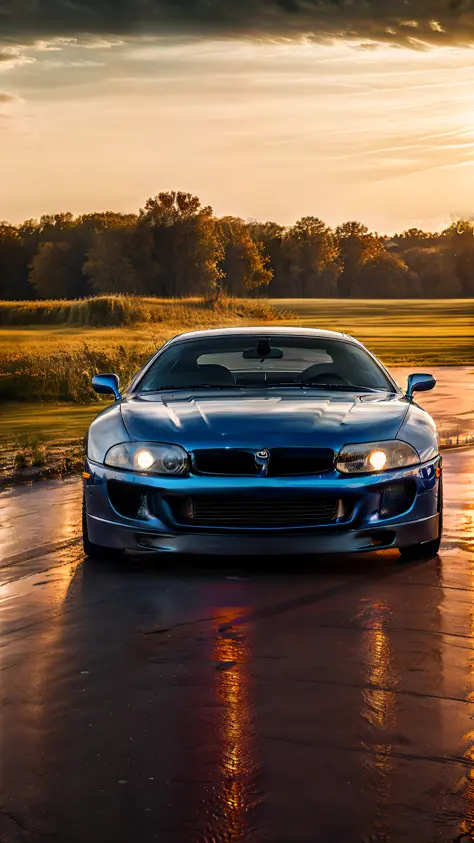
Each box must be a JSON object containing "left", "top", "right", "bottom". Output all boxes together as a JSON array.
[{"left": 84, "top": 457, "right": 441, "bottom": 556}]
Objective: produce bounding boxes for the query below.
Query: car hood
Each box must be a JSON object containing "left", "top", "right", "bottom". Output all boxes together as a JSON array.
[{"left": 120, "top": 390, "right": 410, "bottom": 450}]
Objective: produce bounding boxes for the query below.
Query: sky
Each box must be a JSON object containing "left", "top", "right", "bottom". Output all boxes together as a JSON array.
[{"left": 2, "top": 1, "right": 474, "bottom": 232}]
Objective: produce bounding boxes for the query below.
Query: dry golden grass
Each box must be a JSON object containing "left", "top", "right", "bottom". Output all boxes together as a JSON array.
[
  {"left": 0, "top": 296, "right": 289, "bottom": 401},
  {"left": 0, "top": 297, "right": 472, "bottom": 404},
  {"left": 269, "top": 298, "right": 474, "bottom": 366}
]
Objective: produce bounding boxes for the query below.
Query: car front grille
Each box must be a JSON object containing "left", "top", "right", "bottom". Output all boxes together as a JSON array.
[
  {"left": 166, "top": 495, "right": 341, "bottom": 528},
  {"left": 192, "top": 447, "right": 334, "bottom": 476}
]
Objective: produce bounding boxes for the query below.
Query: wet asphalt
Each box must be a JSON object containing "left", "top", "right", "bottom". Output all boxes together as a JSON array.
[{"left": 0, "top": 449, "right": 473, "bottom": 843}]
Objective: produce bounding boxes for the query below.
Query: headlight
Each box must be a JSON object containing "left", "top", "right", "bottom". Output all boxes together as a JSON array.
[
  {"left": 336, "top": 440, "right": 420, "bottom": 474},
  {"left": 104, "top": 442, "right": 189, "bottom": 475}
]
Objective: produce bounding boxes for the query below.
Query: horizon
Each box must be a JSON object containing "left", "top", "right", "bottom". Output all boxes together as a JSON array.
[{"left": 0, "top": 195, "right": 469, "bottom": 238}]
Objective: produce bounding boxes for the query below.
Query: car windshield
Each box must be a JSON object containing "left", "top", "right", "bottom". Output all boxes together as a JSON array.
[{"left": 135, "top": 335, "right": 395, "bottom": 393}]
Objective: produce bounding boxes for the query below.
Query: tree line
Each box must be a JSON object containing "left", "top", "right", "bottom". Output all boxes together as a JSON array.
[{"left": 1, "top": 191, "right": 474, "bottom": 300}]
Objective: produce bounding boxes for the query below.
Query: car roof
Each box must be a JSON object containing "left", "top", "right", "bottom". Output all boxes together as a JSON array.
[{"left": 167, "top": 326, "right": 361, "bottom": 345}]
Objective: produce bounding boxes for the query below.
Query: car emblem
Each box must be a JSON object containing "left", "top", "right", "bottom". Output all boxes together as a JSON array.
[{"left": 255, "top": 448, "right": 270, "bottom": 477}]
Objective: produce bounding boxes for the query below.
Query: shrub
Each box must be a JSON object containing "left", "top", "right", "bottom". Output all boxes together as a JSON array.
[
  {"left": 203, "top": 293, "right": 291, "bottom": 321},
  {"left": 14, "top": 451, "right": 29, "bottom": 468}
]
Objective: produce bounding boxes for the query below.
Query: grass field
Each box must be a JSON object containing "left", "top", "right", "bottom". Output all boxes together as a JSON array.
[
  {"left": 0, "top": 402, "right": 99, "bottom": 444},
  {"left": 0, "top": 297, "right": 288, "bottom": 403},
  {"left": 269, "top": 299, "right": 474, "bottom": 364},
  {"left": 0, "top": 298, "right": 472, "bottom": 405}
]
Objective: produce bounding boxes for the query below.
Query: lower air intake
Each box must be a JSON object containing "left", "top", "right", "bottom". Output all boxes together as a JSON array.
[{"left": 168, "top": 496, "right": 341, "bottom": 528}]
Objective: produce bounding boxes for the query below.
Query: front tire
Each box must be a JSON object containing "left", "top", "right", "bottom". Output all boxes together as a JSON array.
[
  {"left": 82, "top": 494, "right": 123, "bottom": 559},
  {"left": 398, "top": 475, "right": 443, "bottom": 562}
]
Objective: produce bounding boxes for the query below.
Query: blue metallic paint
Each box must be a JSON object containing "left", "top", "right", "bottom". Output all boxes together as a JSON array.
[
  {"left": 119, "top": 390, "right": 411, "bottom": 451},
  {"left": 407, "top": 372, "right": 437, "bottom": 398},
  {"left": 84, "top": 328, "right": 440, "bottom": 556},
  {"left": 84, "top": 457, "right": 440, "bottom": 554},
  {"left": 86, "top": 402, "right": 130, "bottom": 465},
  {"left": 91, "top": 373, "right": 121, "bottom": 401},
  {"left": 396, "top": 400, "right": 439, "bottom": 463}
]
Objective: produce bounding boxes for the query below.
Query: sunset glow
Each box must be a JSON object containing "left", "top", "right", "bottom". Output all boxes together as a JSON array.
[{"left": 2, "top": 36, "right": 474, "bottom": 230}]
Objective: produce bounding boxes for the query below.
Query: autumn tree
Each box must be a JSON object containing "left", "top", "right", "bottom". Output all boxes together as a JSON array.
[
  {"left": 0, "top": 197, "right": 473, "bottom": 301},
  {"left": 138, "top": 192, "right": 223, "bottom": 296},
  {"left": 392, "top": 228, "right": 439, "bottom": 249},
  {"left": 84, "top": 227, "right": 142, "bottom": 295},
  {"left": 335, "top": 221, "right": 384, "bottom": 296},
  {"left": 247, "top": 221, "right": 285, "bottom": 294},
  {"left": 37, "top": 212, "right": 75, "bottom": 241},
  {"left": 441, "top": 219, "right": 474, "bottom": 296},
  {"left": 283, "top": 217, "right": 340, "bottom": 297},
  {"left": 402, "top": 246, "right": 461, "bottom": 297},
  {"left": 217, "top": 217, "right": 272, "bottom": 296},
  {"left": 356, "top": 252, "right": 420, "bottom": 298},
  {"left": 32, "top": 212, "right": 140, "bottom": 299}
]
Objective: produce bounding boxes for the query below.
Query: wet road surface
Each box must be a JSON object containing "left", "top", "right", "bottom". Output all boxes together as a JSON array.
[{"left": 0, "top": 449, "right": 474, "bottom": 843}]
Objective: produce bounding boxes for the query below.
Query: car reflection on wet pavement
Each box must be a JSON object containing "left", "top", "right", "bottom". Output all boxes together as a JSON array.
[{"left": 0, "top": 448, "right": 473, "bottom": 843}]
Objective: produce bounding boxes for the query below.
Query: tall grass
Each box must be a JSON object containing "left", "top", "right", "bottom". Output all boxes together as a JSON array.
[
  {"left": 0, "top": 295, "right": 289, "bottom": 401},
  {"left": 0, "top": 344, "right": 149, "bottom": 402},
  {"left": 0, "top": 294, "right": 286, "bottom": 327},
  {"left": 0, "top": 295, "right": 152, "bottom": 327}
]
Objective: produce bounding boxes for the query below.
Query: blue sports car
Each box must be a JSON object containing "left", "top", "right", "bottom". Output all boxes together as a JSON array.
[{"left": 83, "top": 327, "right": 442, "bottom": 561}]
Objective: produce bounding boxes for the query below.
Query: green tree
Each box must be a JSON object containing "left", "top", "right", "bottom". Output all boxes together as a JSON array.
[{"left": 30, "top": 241, "right": 82, "bottom": 299}]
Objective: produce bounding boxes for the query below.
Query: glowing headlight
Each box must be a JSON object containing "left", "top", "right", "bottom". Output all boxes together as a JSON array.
[
  {"left": 336, "top": 440, "right": 420, "bottom": 474},
  {"left": 104, "top": 442, "right": 188, "bottom": 475},
  {"left": 135, "top": 449, "right": 155, "bottom": 470},
  {"left": 369, "top": 450, "right": 387, "bottom": 471}
]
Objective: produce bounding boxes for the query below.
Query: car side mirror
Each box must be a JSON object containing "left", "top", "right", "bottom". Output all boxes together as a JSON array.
[
  {"left": 92, "top": 374, "right": 121, "bottom": 401},
  {"left": 406, "top": 373, "right": 436, "bottom": 400}
]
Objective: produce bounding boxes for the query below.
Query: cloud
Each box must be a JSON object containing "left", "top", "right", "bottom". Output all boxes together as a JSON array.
[
  {"left": 0, "top": 92, "right": 26, "bottom": 109},
  {"left": 0, "top": 47, "right": 35, "bottom": 70},
  {"left": 1, "top": 1, "right": 474, "bottom": 49},
  {"left": 0, "top": 91, "right": 27, "bottom": 129},
  {"left": 0, "top": 48, "right": 18, "bottom": 62}
]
